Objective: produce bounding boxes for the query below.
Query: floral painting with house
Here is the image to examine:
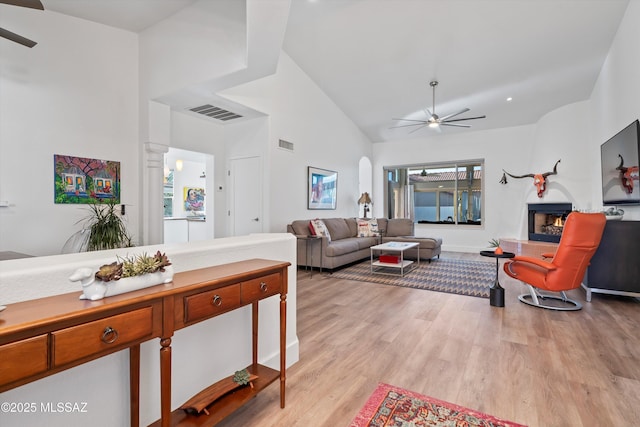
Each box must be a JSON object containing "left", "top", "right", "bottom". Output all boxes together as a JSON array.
[{"left": 54, "top": 154, "right": 121, "bottom": 204}]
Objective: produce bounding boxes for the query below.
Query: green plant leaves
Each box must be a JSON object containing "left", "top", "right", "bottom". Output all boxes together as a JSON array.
[{"left": 82, "top": 199, "right": 132, "bottom": 251}]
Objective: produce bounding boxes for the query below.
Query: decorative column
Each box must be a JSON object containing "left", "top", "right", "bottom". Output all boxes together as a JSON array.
[{"left": 144, "top": 142, "right": 168, "bottom": 245}]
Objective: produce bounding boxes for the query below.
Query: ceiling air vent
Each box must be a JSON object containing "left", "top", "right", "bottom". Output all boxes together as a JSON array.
[
  {"left": 278, "top": 139, "right": 294, "bottom": 152},
  {"left": 189, "top": 104, "right": 243, "bottom": 121}
]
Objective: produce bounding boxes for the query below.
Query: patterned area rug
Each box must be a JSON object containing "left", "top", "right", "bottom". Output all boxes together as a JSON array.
[
  {"left": 332, "top": 258, "right": 495, "bottom": 298},
  {"left": 350, "top": 383, "right": 527, "bottom": 427}
]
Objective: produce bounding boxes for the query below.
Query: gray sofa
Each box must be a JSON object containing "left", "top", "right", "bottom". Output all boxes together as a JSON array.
[{"left": 287, "top": 217, "right": 442, "bottom": 270}]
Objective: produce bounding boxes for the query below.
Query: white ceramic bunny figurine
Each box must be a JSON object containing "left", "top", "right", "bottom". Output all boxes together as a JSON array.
[{"left": 69, "top": 267, "right": 107, "bottom": 301}]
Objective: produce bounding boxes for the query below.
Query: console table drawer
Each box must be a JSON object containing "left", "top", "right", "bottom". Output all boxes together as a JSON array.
[
  {"left": 184, "top": 284, "right": 241, "bottom": 324},
  {"left": 242, "top": 273, "right": 282, "bottom": 303},
  {"left": 52, "top": 307, "right": 155, "bottom": 367},
  {"left": 0, "top": 334, "right": 48, "bottom": 388}
]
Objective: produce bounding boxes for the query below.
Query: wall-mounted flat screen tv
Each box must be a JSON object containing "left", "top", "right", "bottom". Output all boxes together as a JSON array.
[{"left": 601, "top": 119, "right": 640, "bottom": 205}]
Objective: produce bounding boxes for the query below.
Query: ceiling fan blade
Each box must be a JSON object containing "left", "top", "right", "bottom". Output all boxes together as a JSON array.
[
  {"left": 0, "top": 27, "right": 37, "bottom": 47},
  {"left": 389, "top": 123, "right": 428, "bottom": 129},
  {"left": 439, "top": 108, "right": 470, "bottom": 121},
  {"left": 392, "top": 118, "right": 429, "bottom": 123},
  {"left": 0, "top": 0, "right": 43, "bottom": 9},
  {"left": 440, "top": 122, "right": 471, "bottom": 128},
  {"left": 408, "top": 124, "right": 428, "bottom": 134},
  {"left": 443, "top": 115, "right": 486, "bottom": 123}
]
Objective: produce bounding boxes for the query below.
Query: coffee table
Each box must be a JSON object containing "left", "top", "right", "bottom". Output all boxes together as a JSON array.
[{"left": 370, "top": 241, "right": 419, "bottom": 277}]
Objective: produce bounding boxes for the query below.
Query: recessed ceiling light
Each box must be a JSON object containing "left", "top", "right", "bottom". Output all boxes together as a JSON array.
[{"left": 506, "top": 97, "right": 513, "bottom": 102}]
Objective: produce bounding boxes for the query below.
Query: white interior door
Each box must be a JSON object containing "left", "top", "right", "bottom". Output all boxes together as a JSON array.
[{"left": 230, "top": 156, "right": 262, "bottom": 236}]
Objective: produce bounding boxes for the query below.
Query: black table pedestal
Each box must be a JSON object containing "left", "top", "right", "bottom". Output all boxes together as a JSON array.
[
  {"left": 480, "top": 250, "right": 515, "bottom": 308},
  {"left": 490, "top": 282, "right": 505, "bottom": 307}
]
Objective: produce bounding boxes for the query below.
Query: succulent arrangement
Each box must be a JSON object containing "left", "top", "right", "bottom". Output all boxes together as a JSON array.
[
  {"left": 603, "top": 207, "right": 624, "bottom": 219},
  {"left": 232, "top": 369, "right": 251, "bottom": 386},
  {"left": 95, "top": 251, "right": 172, "bottom": 282}
]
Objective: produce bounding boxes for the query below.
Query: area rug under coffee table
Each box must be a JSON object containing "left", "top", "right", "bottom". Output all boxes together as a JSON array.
[
  {"left": 350, "top": 383, "right": 526, "bottom": 427},
  {"left": 332, "top": 258, "right": 494, "bottom": 298}
]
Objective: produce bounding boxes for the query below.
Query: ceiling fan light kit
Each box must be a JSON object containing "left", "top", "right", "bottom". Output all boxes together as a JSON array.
[{"left": 391, "top": 80, "right": 486, "bottom": 133}]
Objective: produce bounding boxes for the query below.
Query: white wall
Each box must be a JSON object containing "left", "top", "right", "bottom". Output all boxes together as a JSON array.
[
  {"left": 373, "top": 125, "right": 537, "bottom": 251},
  {"left": 588, "top": 0, "right": 640, "bottom": 220},
  {"left": 0, "top": 8, "right": 139, "bottom": 256},
  {"left": 138, "top": 0, "right": 247, "bottom": 101},
  {"left": 220, "top": 52, "right": 375, "bottom": 232}
]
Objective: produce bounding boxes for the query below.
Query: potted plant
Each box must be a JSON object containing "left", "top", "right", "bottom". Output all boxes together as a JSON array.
[
  {"left": 82, "top": 198, "right": 132, "bottom": 251},
  {"left": 488, "top": 238, "right": 503, "bottom": 255},
  {"left": 70, "top": 251, "right": 173, "bottom": 301}
]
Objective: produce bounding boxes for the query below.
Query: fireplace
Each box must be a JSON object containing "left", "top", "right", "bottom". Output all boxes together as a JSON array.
[{"left": 528, "top": 203, "right": 573, "bottom": 243}]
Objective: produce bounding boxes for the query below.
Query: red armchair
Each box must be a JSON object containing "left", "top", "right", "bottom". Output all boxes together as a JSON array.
[{"left": 503, "top": 212, "right": 606, "bottom": 310}]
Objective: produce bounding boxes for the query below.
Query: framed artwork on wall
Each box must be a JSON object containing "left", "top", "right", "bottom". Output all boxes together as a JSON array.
[
  {"left": 53, "top": 154, "right": 120, "bottom": 204},
  {"left": 308, "top": 166, "right": 337, "bottom": 210},
  {"left": 184, "top": 187, "right": 205, "bottom": 213}
]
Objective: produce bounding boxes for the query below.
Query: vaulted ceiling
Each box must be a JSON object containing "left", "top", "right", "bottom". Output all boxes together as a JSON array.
[
  {"left": 39, "top": 0, "right": 630, "bottom": 142},
  {"left": 283, "top": 0, "right": 630, "bottom": 142}
]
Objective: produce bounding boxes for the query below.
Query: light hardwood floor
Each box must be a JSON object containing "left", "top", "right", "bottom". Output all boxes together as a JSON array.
[{"left": 219, "top": 252, "right": 640, "bottom": 427}]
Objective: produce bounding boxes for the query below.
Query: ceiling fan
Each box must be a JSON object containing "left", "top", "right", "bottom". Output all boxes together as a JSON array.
[
  {"left": 0, "top": 0, "right": 44, "bottom": 48},
  {"left": 391, "top": 80, "right": 486, "bottom": 133}
]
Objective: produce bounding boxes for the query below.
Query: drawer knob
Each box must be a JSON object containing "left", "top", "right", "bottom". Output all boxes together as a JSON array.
[
  {"left": 260, "top": 282, "right": 268, "bottom": 292},
  {"left": 101, "top": 326, "right": 119, "bottom": 344},
  {"left": 212, "top": 295, "right": 222, "bottom": 306}
]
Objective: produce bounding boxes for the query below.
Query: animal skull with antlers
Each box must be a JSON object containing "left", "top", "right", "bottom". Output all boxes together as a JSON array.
[
  {"left": 501, "top": 159, "right": 561, "bottom": 198},
  {"left": 616, "top": 154, "right": 639, "bottom": 194}
]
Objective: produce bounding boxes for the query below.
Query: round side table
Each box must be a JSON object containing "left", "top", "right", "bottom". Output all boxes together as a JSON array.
[{"left": 480, "top": 250, "right": 515, "bottom": 307}]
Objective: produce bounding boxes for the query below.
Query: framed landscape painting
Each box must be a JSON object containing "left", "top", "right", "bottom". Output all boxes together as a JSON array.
[{"left": 308, "top": 166, "right": 337, "bottom": 210}]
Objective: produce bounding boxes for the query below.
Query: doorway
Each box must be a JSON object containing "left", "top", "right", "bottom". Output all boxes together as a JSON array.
[
  {"left": 229, "top": 156, "right": 263, "bottom": 236},
  {"left": 163, "top": 148, "right": 214, "bottom": 243}
]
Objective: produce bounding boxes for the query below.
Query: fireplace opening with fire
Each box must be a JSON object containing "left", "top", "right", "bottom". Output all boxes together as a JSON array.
[{"left": 528, "top": 203, "right": 573, "bottom": 243}]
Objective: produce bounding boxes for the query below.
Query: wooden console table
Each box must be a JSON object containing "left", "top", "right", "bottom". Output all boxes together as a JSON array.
[{"left": 0, "top": 258, "right": 290, "bottom": 427}]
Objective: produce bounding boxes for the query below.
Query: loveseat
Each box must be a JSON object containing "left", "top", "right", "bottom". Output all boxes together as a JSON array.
[{"left": 287, "top": 217, "right": 442, "bottom": 270}]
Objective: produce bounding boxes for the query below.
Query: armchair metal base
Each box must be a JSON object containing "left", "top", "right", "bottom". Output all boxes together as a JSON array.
[{"left": 518, "top": 285, "right": 582, "bottom": 311}]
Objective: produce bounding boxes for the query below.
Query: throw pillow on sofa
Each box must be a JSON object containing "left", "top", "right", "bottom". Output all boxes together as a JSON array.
[
  {"left": 357, "top": 218, "right": 379, "bottom": 237},
  {"left": 309, "top": 219, "right": 331, "bottom": 242}
]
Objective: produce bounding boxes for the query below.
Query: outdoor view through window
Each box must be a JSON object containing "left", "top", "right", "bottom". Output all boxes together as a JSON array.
[{"left": 384, "top": 161, "right": 483, "bottom": 226}]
